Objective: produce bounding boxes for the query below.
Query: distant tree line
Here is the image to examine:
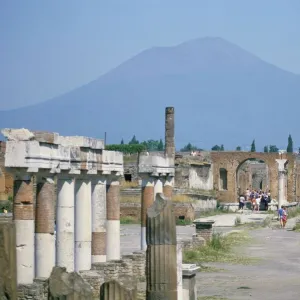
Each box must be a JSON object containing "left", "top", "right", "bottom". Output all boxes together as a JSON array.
[{"left": 105, "top": 135, "right": 164, "bottom": 154}]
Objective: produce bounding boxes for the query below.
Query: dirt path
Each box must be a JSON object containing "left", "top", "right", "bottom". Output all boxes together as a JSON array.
[{"left": 196, "top": 228, "right": 300, "bottom": 300}]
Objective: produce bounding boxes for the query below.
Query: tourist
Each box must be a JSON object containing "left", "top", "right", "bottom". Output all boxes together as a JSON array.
[
  {"left": 239, "top": 194, "right": 245, "bottom": 211},
  {"left": 255, "top": 195, "right": 261, "bottom": 212},
  {"left": 278, "top": 206, "right": 285, "bottom": 228},
  {"left": 282, "top": 206, "right": 288, "bottom": 228},
  {"left": 246, "top": 188, "right": 250, "bottom": 201}
]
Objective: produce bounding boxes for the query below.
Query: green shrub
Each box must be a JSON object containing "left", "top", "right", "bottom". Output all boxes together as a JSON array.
[{"left": 105, "top": 144, "right": 146, "bottom": 154}]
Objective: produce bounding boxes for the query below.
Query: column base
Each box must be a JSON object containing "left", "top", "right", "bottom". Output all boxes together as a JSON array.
[
  {"left": 92, "top": 255, "right": 106, "bottom": 263},
  {"left": 106, "top": 220, "right": 120, "bottom": 260},
  {"left": 35, "top": 233, "right": 55, "bottom": 278},
  {"left": 15, "top": 220, "right": 34, "bottom": 285}
]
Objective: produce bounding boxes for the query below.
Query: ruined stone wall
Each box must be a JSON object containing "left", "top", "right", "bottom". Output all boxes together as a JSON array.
[
  {"left": 211, "top": 152, "right": 296, "bottom": 203},
  {"left": 0, "top": 142, "right": 13, "bottom": 198}
]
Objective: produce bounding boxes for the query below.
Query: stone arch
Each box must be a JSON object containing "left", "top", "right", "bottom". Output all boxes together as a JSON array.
[{"left": 211, "top": 152, "right": 296, "bottom": 202}]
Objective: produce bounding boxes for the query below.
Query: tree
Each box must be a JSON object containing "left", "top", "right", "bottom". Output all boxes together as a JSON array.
[
  {"left": 220, "top": 144, "right": 224, "bottom": 151},
  {"left": 211, "top": 145, "right": 221, "bottom": 151},
  {"left": 269, "top": 145, "right": 279, "bottom": 153},
  {"left": 120, "top": 138, "right": 124, "bottom": 144},
  {"left": 157, "top": 139, "right": 164, "bottom": 151},
  {"left": 236, "top": 146, "right": 241, "bottom": 151},
  {"left": 181, "top": 143, "right": 197, "bottom": 152},
  {"left": 250, "top": 140, "right": 256, "bottom": 152},
  {"left": 128, "top": 135, "right": 139, "bottom": 145},
  {"left": 263, "top": 145, "right": 269, "bottom": 153},
  {"left": 287, "top": 134, "right": 293, "bottom": 153}
]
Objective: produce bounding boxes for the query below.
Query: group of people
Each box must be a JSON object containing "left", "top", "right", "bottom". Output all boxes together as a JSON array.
[{"left": 239, "top": 188, "right": 271, "bottom": 211}]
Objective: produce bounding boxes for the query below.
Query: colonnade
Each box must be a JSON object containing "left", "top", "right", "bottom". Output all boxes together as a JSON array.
[{"left": 13, "top": 172, "right": 120, "bottom": 285}]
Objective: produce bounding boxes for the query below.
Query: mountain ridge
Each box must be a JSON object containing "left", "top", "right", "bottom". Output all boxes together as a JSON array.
[{"left": 0, "top": 37, "right": 299, "bottom": 150}]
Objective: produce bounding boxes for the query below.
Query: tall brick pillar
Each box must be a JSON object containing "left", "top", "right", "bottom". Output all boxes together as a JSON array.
[
  {"left": 35, "top": 175, "right": 55, "bottom": 278},
  {"left": 163, "top": 175, "right": 174, "bottom": 199},
  {"left": 92, "top": 176, "right": 107, "bottom": 263},
  {"left": 13, "top": 173, "right": 35, "bottom": 284},
  {"left": 56, "top": 174, "right": 75, "bottom": 272},
  {"left": 106, "top": 176, "right": 120, "bottom": 260},
  {"left": 75, "top": 176, "right": 92, "bottom": 271},
  {"left": 165, "top": 107, "right": 175, "bottom": 159},
  {"left": 141, "top": 175, "right": 155, "bottom": 250}
]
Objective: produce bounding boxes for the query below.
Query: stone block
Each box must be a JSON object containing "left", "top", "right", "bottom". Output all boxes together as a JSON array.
[{"left": 100, "top": 279, "right": 137, "bottom": 300}]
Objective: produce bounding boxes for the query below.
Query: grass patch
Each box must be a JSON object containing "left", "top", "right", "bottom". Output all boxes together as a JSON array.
[
  {"left": 200, "top": 208, "right": 231, "bottom": 218},
  {"left": 183, "top": 231, "right": 257, "bottom": 265},
  {"left": 172, "top": 194, "right": 193, "bottom": 203},
  {"left": 292, "top": 222, "right": 300, "bottom": 232},
  {"left": 120, "top": 195, "right": 140, "bottom": 203},
  {"left": 287, "top": 207, "right": 300, "bottom": 218},
  {"left": 120, "top": 216, "right": 139, "bottom": 224},
  {"left": 176, "top": 218, "right": 193, "bottom": 226},
  {"left": 198, "top": 265, "right": 227, "bottom": 273}
]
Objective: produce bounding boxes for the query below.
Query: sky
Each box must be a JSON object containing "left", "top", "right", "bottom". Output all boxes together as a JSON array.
[{"left": 1, "top": 0, "right": 300, "bottom": 110}]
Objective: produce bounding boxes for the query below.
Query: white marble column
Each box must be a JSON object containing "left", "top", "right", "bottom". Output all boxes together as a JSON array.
[
  {"left": 75, "top": 176, "right": 92, "bottom": 271},
  {"left": 56, "top": 175, "right": 75, "bottom": 272},
  {"left": 13, "top": 173, "right": 35, "bottom": 284},
  {"left": 177, "top": 241, "right": 183, "bottom": 300},
  {"left": 154, "top": 177, "right": 163, "bottom": 201},
  {"left": 35, "top": 175, "right": 55, "bottom": 278},
  {"left": 106, "top": 177, "right": 120, "bottom": 260},
  {"left": 140, "top": 175, "right": 155, "bottom": 250},
  {"left": 276, "top": 159, "right": 287, "bottom": 208},
  {"left": 91, "top": 176, "right": 107, "bottom": 263}
]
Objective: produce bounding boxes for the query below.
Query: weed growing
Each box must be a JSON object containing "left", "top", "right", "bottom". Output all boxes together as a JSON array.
[
  {"left": 120, "top": 216, "right": 139, "bottom": 224},
  {"left": 183, "top": 231, "right": 257, "bottom": 265}
]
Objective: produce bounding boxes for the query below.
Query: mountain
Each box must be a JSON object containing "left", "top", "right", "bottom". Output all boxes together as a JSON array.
[{"left": 0, "top": 37, "right": 299, "bottom": 150}]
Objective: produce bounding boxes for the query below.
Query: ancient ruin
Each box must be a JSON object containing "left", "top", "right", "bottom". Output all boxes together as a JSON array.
[{"left": 146, "top": 193, "right": 178, "bottom": 299}]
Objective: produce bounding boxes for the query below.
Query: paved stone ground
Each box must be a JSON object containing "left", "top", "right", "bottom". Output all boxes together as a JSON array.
[{"left": 196, "top": 224, "right": 300, "bottom": 300}]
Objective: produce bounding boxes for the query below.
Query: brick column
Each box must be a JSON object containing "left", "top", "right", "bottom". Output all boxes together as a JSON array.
[
  {"left": 56, "top": 175, "right": 75, "bottom": 272},
  {"left": 163, "top": 175, "right": 174, "bottom": 199},
  {"left": 91, "top": 176, "right": 107, "bottom": 263},
  {"left": 13, "top": 173, "right": 35, "bottom": 284},
  {"left": 141, "top": 175, "right": 154, "bottom": 250},
  {"left": 75, "top": 176, "right": 92, "bottom": 271},
  {"left": 35, "top": 175, "right": 55, "bottom": 278},
  {"left": 106, "top": 176, "right": 120, "bottom": 260}
]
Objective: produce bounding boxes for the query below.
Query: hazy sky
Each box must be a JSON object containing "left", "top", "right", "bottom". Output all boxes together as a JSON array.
[{"left": 1, "top": 0, "right": 300, "bottom": 110}]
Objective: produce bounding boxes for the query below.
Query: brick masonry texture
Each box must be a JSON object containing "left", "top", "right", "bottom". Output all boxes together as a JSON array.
[
  {"left": 163, "top": 185, "right": 173, "bottom": 198},
  {"left": 35, "top": 180, "right": 55, "bottom": 233},
  {"left": 106, "top": 184, "right": 120, "bottom": 220},
  {"left": 141, "top": 186, "right": 154, "bottom": 226},
  {"left": 92, "top": 232, "right": 106, "bottom": 255}
]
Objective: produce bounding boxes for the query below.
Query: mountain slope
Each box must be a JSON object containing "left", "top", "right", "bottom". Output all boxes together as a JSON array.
[{"left": 0, "top": 37, "right": 299, "bottom": 150}]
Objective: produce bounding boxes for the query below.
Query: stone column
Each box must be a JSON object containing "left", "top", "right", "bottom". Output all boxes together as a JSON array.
[
  {"left": 56, "top": 175, "right": 75, "bottom": 272},
  {"left": 177, "top": 242, "right": 183, "bottom": 300},
  {"left": 75, "top": 176, "right": 92, "bottom": 271},
  {"left": 106, "top": 177, "right": 120, "bottom": 260},
  {"left": 35, "top": 175, "right": 55, "bottom": 278},
  {"left": 154, "top": 178, "right": 163, "bottom": 201},
  {"left": 163, "top": 175, "right": 174, "bottom": 199},
  {"left": 91, "top": 176, "right": 107, "bottom": 263},
  {"left": 165, "top": 106, "right": 175, "bottom": 159},
  {"left": 276, "top": 159, "right": 287, "bottom": 208},
  {"left": 141, "top": 175, "right": 154, "bottom": 250},
  {"left": 13, "top": 173, "right": 35, "bottom": 284},
  {"left": 146, "top": 193, "right": 177, "bottom": 299}
]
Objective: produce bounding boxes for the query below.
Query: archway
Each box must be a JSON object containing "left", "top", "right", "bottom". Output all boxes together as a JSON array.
[{"left": 236, "top": 159, "right": 270, "bottom": 197}]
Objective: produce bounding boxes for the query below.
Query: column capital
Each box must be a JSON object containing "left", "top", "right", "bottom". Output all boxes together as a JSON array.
[{"left": 275, "top": 159, "right": 288, "bottom": 172}]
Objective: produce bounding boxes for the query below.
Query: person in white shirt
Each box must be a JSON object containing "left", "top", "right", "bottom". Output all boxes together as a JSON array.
[{"left": 239, "top": 195, "right": 245, "bottom": 211}]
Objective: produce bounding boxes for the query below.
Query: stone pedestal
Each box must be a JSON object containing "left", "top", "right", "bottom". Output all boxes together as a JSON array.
[
  {"left": 13, "top": 174, "right": 35, "bottom": 285},
  {"left": 182, "top": 264, "right": 200, "bottom": 300},
  {"left": 146, "top": 194, "right": 177, "bottom": 299},
  {"left": 141, "top": 176, "right": 154, "bottom": 250},
  {"left": 56, "top": 175, "right": 75, "bottom": 272},
  {"left": 193, "top": 220, "right": 215, "bottom": 242},
  {"left": 75, "top": 177, "right": 92, "bottom": 271},
  {"left": 92, "top": 177, "right": 107, "bottom": 263},
  {"left": 106, "top": 178, "right": 120, "bottom": 260},
  {"left": 35, "top": 176, "right": 55, "bottom": 278}
]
